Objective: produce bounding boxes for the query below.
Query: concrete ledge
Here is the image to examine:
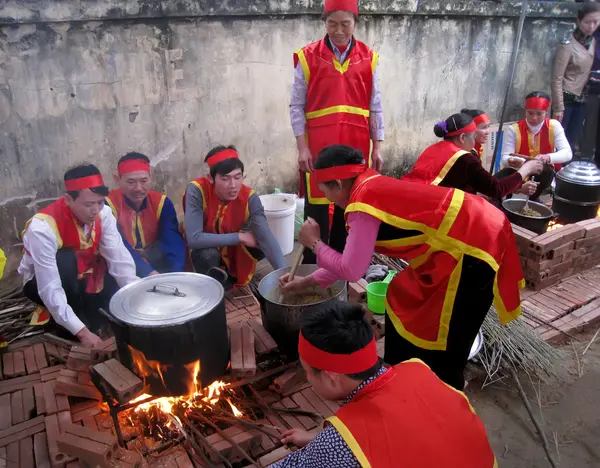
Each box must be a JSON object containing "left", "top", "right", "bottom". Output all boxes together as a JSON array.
[{"left": 0, "top": 1, "right": 580, "bottom": 25}]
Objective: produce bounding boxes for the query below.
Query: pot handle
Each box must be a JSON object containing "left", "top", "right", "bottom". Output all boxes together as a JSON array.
[
  {"left": 98, "top": 307, "right": 129, "bottom": 342},
  {"left": 248, "top": 282, "right": 267, "bottom": 312},
  {"left": 207, "top": 267, "right": 229, "bottom": 286}
]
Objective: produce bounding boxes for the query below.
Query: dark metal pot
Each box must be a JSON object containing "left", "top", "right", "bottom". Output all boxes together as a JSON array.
[
  {"left": 251, "top": 265, "right": 347, "bottom": 360},
  {"left": 103, "top": 271, "right": 230, "bottom": 397},
  {"left": 553, "top": 161, "right": 600, "bottom": 222},
  {"left": 501, "top": 198, "right": 556, "bottom": 234},
  {"left": 552, "top": 195, "right": 600, "bottom": 224}
]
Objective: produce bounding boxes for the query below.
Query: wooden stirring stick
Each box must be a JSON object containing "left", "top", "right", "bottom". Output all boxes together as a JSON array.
[{"left": 278, "top": 245, "right": 305, "bottom": 303}]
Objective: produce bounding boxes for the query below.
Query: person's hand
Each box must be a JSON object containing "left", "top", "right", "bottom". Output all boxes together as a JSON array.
[
  {"left": 519, "top": 159, "right": 544, "bottom": 178},
  {"left": 298, "top": 218, "right": 321, "bottom": 248},
  {"left": 371, "top": 147, "right": 383, "bottom": 172},
  {"left": 518, "top": 180, "right": 539, "bottom": 196},
  {"left": 536, "top": 154, "right": 552, "bottom": 164},
  {"left": 76, "top": 328, "right": 103, "bottom": 348},
  {"left": 508, "top": 157, "right": 525, "bottom": 169},
  {"left": 298, "top": 147, "right": 314, "bottom": 173},
  {"left": 553, "top": 111, "right": 564, "bottom": 122},
  {"left": 281, "top": 428, "right": 317, "bottom": 447},
  {"left": 239, "top": 231, "right": 257, "bottom": 248},
  {"left": 279, "top": 274, "right": 312, "bottom": 294},
  {"left": 148, "top": 270, "right": 160, "bottom": 277}
]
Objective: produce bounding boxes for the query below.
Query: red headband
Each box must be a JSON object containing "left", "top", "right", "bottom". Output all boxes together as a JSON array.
[
  {"left": 525, "top": 97, "right": 550, "bottom": 111},
  {"left": 118, "top": 159, "right": 150, "bottom": 176},
  {"left": 447, "top": 121, "right": 477, "bottom": 137},
  {"left": 473, "top": 114, "right": 490, "bottom": 126},
  {"left": 298, "top": 332, "right": 378, "bottom": 374},
  {"left": 64, "top": 175, "right": 105, "bottom": 192},
  {"left": 207, "top": 149, "right": 239, "bottom": 168},
  {"left": 311, "top": 164, "right": 367, "bottom": 184}
]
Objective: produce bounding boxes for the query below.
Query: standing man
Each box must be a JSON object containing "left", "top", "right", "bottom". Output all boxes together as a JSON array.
[
  {"left": 183, "top": 145, "right": 286, "bottom": 287},
  {"left": 19, "top": 164, "right": 138, "bottom": 347},
  {"left": 291, "top": 0, "right": 384, "bottom": 263},
  {"left": 107, "top": 152, "right": 186, "bottom": 278}
]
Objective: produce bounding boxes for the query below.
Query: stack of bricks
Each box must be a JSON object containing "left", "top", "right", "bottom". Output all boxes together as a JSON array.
[
  {"left": 511, "top": 217, "right": 600, "bottom": 290},
  {"left": 225, "top": 286, "right": 262, "bottom": 326}
]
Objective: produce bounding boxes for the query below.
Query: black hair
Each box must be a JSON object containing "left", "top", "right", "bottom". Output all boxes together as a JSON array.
[
  {"left": 204, "top": 145, "right": 245, "bottom": 179},
  {"left": 300, "top": 302, "right": 382, "bottom": 381},
  {"left": 433, "top": 113, "right": 475, "bottom": 139},
  {"left": 118, "top": 151, "right": 150, "bottom": 165},
  {"left": 460, "top": 108, "right": 486, "bottom": 119},
  {"left": 526, "top": 90, "right": 551, "bottom": 101},
  {"left": 64, "top": 164, "right": 109, "bottom": 199},
  {"left": 314, "top": 145, "right": 364, "bottom": 188},
  {"left": 324, "top": 11, "right": 359, "bottom": 23},
  {"left": 578, "top": 2, "right": 600, "bottom": 21}
]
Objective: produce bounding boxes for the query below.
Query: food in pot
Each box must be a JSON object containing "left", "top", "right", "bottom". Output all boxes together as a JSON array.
[
  {"left": 519, "top": 207, "right": 542, "bottom": 218},
  {"left": 271, "top": 286, "right": 339, "bottom": 305}
]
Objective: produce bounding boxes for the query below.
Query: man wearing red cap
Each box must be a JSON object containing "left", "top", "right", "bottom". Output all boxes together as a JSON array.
[
  {"left": 183, "top": 145, "right": 286, "bottom": 287},
  {"left": 19, "top": 164, "right": 138, "bottom": 347},
  {"left": 107, "top": 152, "right": 186, "bottom": 278},
  {"left": 501, "top": 91, "right": 572, "bottom": 174},
  {"left": 291, "top": 0, "right": 384, "bottom": 264},
  {"left": 270, "top": 302, "right": 497, "bottom": 468}
]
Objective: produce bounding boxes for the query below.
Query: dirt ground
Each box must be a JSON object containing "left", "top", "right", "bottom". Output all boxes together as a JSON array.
[{"left": 467, "top": 327, "right": 600, "bottom": 468}]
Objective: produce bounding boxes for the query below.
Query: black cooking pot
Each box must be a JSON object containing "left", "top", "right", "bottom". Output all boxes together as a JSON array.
[
  {"left": 102, "top": 270, "right": 230, "bottom": 396},
  {"left": 555, "top": 161, "right": 600, "bottom": 204},
  {"left": 501, "top": 198, "right": 557, "bottom": 234},
  {"left": 552, "top": 195, "right": 600, "bottom": 224}
]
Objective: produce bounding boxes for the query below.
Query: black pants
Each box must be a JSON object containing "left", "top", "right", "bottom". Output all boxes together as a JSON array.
[
  {"left": 384, "top": 256, "right": 495, "bottom": 390},
  {"left": 190, "top": 247, "right": 264, "bottom": 288},
  {"left": 581, "top": 93, "right": 600, "bottom": 167},
  {"left": 302, "top": 202, "right": 348, "bottom": 264},
  {"left": 23, "top": 249, "right": 118, "bottom": 338}
]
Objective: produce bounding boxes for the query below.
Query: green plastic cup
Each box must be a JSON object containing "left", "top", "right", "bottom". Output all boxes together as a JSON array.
[{"left": 366, "top": 270, "right": 397, "bottom": 315}]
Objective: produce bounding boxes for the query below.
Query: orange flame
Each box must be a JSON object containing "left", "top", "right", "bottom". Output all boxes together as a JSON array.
[
  {"left": 546, "top": 220, "right": 563, "bottom": 232},
  {"left": 226, "top": 398, "right": 243, "bottom": 418},
  {"left": 128, "top": 345, "right": 170, "bottom": 388}
]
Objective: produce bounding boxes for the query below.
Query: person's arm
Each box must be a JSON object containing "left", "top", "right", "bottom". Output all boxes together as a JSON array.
[
  {"left": 311, "top": 212, "right": 381, "bottom": 288},
  {"left": 545, "top": 120, "right": 573, "bottom": 164},
  {"left": 247, "top": 194, "right": 287, "bottom": 270},
  {"left": 22, "top": 219, "right": 86, "bottom": 335},
  {"left": 268, "top": 425, "right": 359, "bottom": 468},
  {"left": 500, "top": 125, "right": 518, "bottom": 168},
  {"left": 369, "top": 66, "right": 384, "bottom": 171},
  {"left": 157, "top": 197, "right": 187, "bottom": 272},
  {"left": 98, "top": 206, "right": 138, "bottom": 288},
  {"left": 291, "top": 60, "right": 313, "bottom": 173},
  {"left": 184, "top": 184, "right": 240, "bottom": 250},
  {"left": 551, "top": 43, "right": 571, "bottom": 118}
]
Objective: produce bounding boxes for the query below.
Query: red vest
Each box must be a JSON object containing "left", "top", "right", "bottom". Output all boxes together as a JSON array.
[
  {"left": 295, "top": 37, "right": 377, "bottom": 204},
  {"left": 403, "top": 140, "right": 470, "bottom": 186},
  {"left": 346, "top": 169, "right": 524, "bottom": 350},
  {"left": 328, "top": 360, "right": 497, "bottom": 468},
  {"left": 183, "top": 178, "right": 257, "bottom": 286},
  {"left": 25, "top": 197, "right": 106, "bottom": 294},
  {"left": 474, "top": 143, "right": 484, "bottom": 160},
  {"left": 106, "top": 189, "right": 166, "bottom": 253},
  {"left": 512, "top": 118, "right": 562, "bottom": 170}
]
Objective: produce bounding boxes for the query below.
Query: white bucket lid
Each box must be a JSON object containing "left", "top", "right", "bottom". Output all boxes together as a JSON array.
[{"left": 260, "top": 194, "right": 296, "bottom": 212}]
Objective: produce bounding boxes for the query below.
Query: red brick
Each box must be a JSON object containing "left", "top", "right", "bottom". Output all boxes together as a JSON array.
[
  {"left": 33, "top": 432, "right": 51, "bottom": 468},
  {"left": 11, "top": 391, "right": 25, "bottom": 425},
  {"left": 282, "top": 396, "right": 317, "bottom": 430},
  {"left": 19, "top": 436, "right": 34, "bottom": 468},
  {"left": 548, "top": 241, "right": 575, "bottom": 260},
  {"left": 45, "top": 414, "right": 68, "bottom": 467},
  {"left": 54, "top": 380, "right": 102, "bottom": 401},
  {"left": 23, "top": 347, "right": 38, "bottom": 376},
  {"left": 33, "top": 343, "right": 48, "bottom": 370},
  {"left": 90, "top": 359, "right": 143, "bottom": 405},
  {"left": 62, "top": 423, "right": 118, "bottom": 451},
  {"left": 0, "top": 393, "right": 12, "bottom": 431},
  {"left": 42, "top": 381, "right": 58, "bottom": 415},
  {"left": 258, "top": 447, "right": 292, "bottom": 467},
  {"left": 531, "top": 225, "right": 585, "bottom": 254},
  {"left": 549, "top": 259, "right": 576, "bottom": 276},
  {"left": 529, "top": 274, "right": 561, "bottom": 290},
  {"left": 527, "top": 294, "right": 565, "bottom": 316},
  {"left": 22, "top": 387, "right": 35, "bottom": 421},
  {"left": 2, "top": 353, "right": 14, "bottom": 378},
  {"left": 33, "top": 383, "right": 46, "bottom": 416},
  {"left": 0, "top": 416, "right": 45, "bottom": 447},
  {"left": 7, "top": 441, "right": 19, "bottom": 467},
  {"left": 13, "top": 352, "right": 26, "bottom": 377},
  {"left": 525, "top": 258, "right": 552, "bottom": 273}
]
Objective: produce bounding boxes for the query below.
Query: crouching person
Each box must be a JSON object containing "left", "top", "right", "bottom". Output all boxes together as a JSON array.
[
  {"left": 19, "top": 165, "right": 138, "bottom": 347},
  {"left": 270, "top": 302, "right": 497, "bottom": 468}
]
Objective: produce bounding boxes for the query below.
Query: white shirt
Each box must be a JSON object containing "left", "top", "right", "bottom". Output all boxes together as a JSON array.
[
  {"left": 500, "top": 119, "right": 573, "bottom": 167},
  {"left": 18, "top": 204, "right": 138, "bottom": 335}
]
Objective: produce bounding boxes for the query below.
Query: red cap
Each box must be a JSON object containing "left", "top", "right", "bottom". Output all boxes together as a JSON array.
[{"left": 324, "top": 0, "right": 358, "bottom": 16}]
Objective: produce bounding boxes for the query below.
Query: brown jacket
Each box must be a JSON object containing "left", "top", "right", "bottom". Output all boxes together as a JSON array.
[{"left": 552, "top": 34, "right": 596, "bottom": 112}]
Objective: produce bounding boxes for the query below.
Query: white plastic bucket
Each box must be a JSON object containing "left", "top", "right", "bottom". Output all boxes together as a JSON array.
[{"left": 259, "top": 194, "right": 297, "bottom": 256}]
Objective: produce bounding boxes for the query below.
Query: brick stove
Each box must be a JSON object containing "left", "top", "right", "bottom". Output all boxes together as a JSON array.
[{"left": 512, "top": 217, "right": 600, "bottom": 290}]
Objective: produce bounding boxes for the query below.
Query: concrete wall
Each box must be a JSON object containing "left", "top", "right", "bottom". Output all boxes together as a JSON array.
[{"left": 0, "top": 1, "right": 581, "bottom": 272}]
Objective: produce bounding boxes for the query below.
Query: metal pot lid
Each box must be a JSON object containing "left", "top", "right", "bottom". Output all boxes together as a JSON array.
[
  {"left": 556, "top": 161, "right": 600, "bottom": 186},
  {"left": 109, "top": 272, "right": 224, "bottom": 327}
]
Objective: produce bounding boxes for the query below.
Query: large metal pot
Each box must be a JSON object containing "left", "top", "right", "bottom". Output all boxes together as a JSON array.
[
  {"left": 104, "top": 271, "right": 229, "bottom": 396},
  {"left": 501, "top": 198, "right": 556, "bottom": 234},
  {"left": 553, "top": 161, "right": 600, "bottom": 222},
  {"left": 253, "top": 264, "right": 347, "bottom": 360}
]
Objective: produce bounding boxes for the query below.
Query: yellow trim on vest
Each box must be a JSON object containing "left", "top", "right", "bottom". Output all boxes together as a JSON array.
[
  {"left": 296, "top": 49, "right": 310, "bottom": 83},
  {"left": 305, "top": 105, "right": 370, "bottom": 120},
  {"left": 156, "top": 194, "right": 166, "bottom": 219},
  {"left": 305, "top": 173, "right": 331, "bottom": 205},
  {"left": 190, "top": 181, "right": 207, "bottom": 211},
  {"left": 371, "top": 52, "right": 379, "bottom": 73},
  {"left": 332, "top": 57, "right": 351, "bottom": 74},
  {"left": 439, "top": 189, "right": 464, "bottom": 235},
  {"left": 326, "top": 416, "right": 372, "bottom": 468},
  {"left": 549, "top": 119, "right": 557, "bottom": 150},
  {"left": 136, "top": 215, "right": 146, "bottom": 248},
  {"left": 33, "top": 214, "right": 64, "bottom": 249},
  {"left": 431, "top": 151, "right": 470, "bottom": 186},
  {"left": 512, "top": 123, "right": 521, "bottom": 155},
  {"left": 375, "top": 234, "right": 428, "bottom": 249},
  {"left": 106, "top": 197, "right": 118, "bottom": 219}
]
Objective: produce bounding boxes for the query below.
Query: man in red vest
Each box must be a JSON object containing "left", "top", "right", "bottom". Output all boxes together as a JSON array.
[
  {"left": 107, "top": 152, "right": 186, "bottom": 277},
  {"left": 269, "top": 302, "right": 497, "bottom": 468},
  {"left": 183, "top": 146, "right": 286, "bottom": 287},
  {"left": 291, "top": 0, "right": 384, "bottom": 264},
  {"left": 19, "top": 164, "right": 138, "bottom": 347}
]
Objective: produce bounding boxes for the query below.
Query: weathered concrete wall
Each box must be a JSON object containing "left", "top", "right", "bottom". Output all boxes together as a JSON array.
[{"left": 0, "top": 1, "right": 581, "bottom": 272}]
